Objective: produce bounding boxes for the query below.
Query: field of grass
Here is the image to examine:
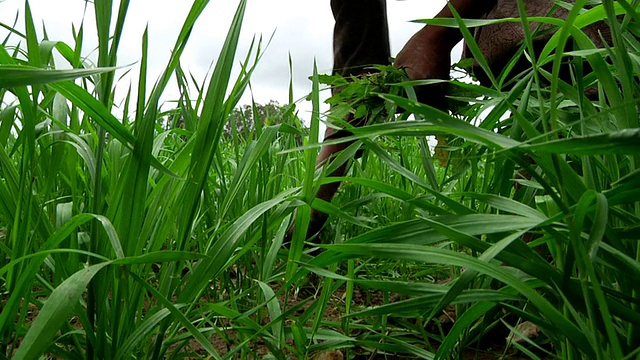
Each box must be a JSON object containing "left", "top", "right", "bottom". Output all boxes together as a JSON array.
[{"left": 1, "top": 0, "right": 640, "bottom": 359}]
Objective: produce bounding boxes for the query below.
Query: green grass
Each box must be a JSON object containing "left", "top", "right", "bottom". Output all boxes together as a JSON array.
[{"left": 1, "top": 0, "right": 639, "bottom": 359}]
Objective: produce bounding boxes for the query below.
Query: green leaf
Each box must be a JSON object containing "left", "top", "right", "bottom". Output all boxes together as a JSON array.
[
  {"left": 524, "top": 129, "right": 640, "bottom": 155},
  {"left": 114, "top": 307, "right": 176, "bottom": 360},
  {"left": 257, "top": 281, "right": 283, "bottom": 343},
  {"left": 327, "top": 243, "right": 595, "bottom": 358},
  {"left": 0, "top": 65, "right": 116, "bottom": 88},
  {"left": 14, "top": 262, "right": 111, "bottom": 360}
]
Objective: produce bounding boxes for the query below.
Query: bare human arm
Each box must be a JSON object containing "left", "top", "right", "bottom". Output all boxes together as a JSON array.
[{"left": 395, "top": 0, "right": 497, "bottom": 107}]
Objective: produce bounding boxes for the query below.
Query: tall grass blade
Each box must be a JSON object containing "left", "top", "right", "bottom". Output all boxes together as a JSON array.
[{"left": 14, "top": 262, "right": 111, "bottom": 360}]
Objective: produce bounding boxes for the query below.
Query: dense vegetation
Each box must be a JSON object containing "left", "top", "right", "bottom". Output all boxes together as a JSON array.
[{"left": 1, "top": 0, "right": 639, "bottom": 359}]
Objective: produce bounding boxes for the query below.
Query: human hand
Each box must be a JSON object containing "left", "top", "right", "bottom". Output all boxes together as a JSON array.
[{"left": 395, "top": 26, "right": 451, "bottom": 109}]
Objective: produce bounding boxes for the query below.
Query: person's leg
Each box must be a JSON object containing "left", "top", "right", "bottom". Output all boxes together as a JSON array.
[
  {"left": 302, "top": 0, "right": 391, "bottom": 239},
  {"left": 306, "top": 0, "right": 499, "bottom": 240},
  {"left": 330, "top": 0, "right": 390, "bottom": 78},
  {"left": 301, "top": 1, "right": 504, "bottom": 240}
]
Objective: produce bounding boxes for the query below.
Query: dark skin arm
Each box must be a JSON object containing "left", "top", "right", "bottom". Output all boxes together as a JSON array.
[{"left": 395, "top": 0, "right": 497, "bottom": 106}]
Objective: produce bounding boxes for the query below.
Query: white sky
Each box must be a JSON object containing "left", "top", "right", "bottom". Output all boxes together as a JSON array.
[{"left": 0, "top": 0, "right": 448, "bottom": 120}]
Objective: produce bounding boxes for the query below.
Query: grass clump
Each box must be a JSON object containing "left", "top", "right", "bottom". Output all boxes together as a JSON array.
[{"left": 0, "top": 0, "right": 639, "bottom": 359}]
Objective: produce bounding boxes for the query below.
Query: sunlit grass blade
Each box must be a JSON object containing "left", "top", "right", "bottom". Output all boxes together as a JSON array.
[
  {"left": 221, "top": 125, "right": 280, "bottom": 217},
  {"left": 114, "top": 307, "right": 176, "bottom": 360},
  {"left": 0, "top": 65, "right": 117, "bottom": 87},
  {"left": 258, "top": 281, "right": 283, "bottom": 344},
  {"left": 48, "top": 81, "right": 135, "bottom": 146},
  {"left": 353, "top": 103, "right": 522, "bottom": 150},
  {"left": 13, "top": 262, "right": 111, "bottom": 360},
  {"left": 175, "top": 0, "right": 248, "bottom": 251}
]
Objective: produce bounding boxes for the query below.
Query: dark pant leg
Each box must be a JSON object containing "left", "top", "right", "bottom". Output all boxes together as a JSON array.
[
  {"left": 299, "top": 1, "right": 391, "bottom": 241},
  {"left": 327, "top": 0, "right": 390, "bottom": 141},
  {"left": 323, "top": 1, "right": 390, "bottom": 161},
  {"left": 331, "top": 0, "right": 391, "bottom": 78}
]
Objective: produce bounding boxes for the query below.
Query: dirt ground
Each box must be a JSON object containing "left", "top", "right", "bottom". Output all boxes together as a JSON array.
[
  {"left": 180, "top": 282, "right": 548, "bottom": 360},
  {"left": 9, "top": 277, "right": 547, "bottom": 359}
]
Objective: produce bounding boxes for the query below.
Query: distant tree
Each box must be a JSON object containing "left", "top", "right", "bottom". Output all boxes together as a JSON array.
[{"left": 225, "top": 100, "right": 288, "bottom": 138}]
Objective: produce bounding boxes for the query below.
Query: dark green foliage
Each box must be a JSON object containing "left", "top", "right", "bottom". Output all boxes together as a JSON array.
[{"left": 0, "top": 0, "right": 639, "bottom": 359}]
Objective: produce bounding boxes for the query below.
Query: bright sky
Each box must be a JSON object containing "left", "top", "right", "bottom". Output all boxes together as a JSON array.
[{"left": 0, "top": 0, "right": 448, "bottom": 119}]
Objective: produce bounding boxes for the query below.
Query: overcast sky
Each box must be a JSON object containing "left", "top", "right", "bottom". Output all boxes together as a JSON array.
[{"left": 0, "top": 0, "right": 448, "bottom": 119}]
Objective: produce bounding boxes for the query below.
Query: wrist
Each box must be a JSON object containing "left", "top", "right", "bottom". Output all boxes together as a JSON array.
[{"left": 415, "top": 25, "right": 460, "bottom": 50}]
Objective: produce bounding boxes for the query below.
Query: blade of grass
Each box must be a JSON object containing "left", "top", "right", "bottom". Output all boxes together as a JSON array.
[{"left": 14, "top": 262, "right": 111, "bottom": 360}]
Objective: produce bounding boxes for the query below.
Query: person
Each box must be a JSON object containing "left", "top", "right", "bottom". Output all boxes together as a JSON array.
[{"left": 293, "top": 0, "right": 612, "bottom": 241}]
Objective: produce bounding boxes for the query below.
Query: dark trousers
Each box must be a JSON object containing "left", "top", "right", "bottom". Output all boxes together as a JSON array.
[{"left": 331, "top": 0, "right": 390, "bottom": 78}]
